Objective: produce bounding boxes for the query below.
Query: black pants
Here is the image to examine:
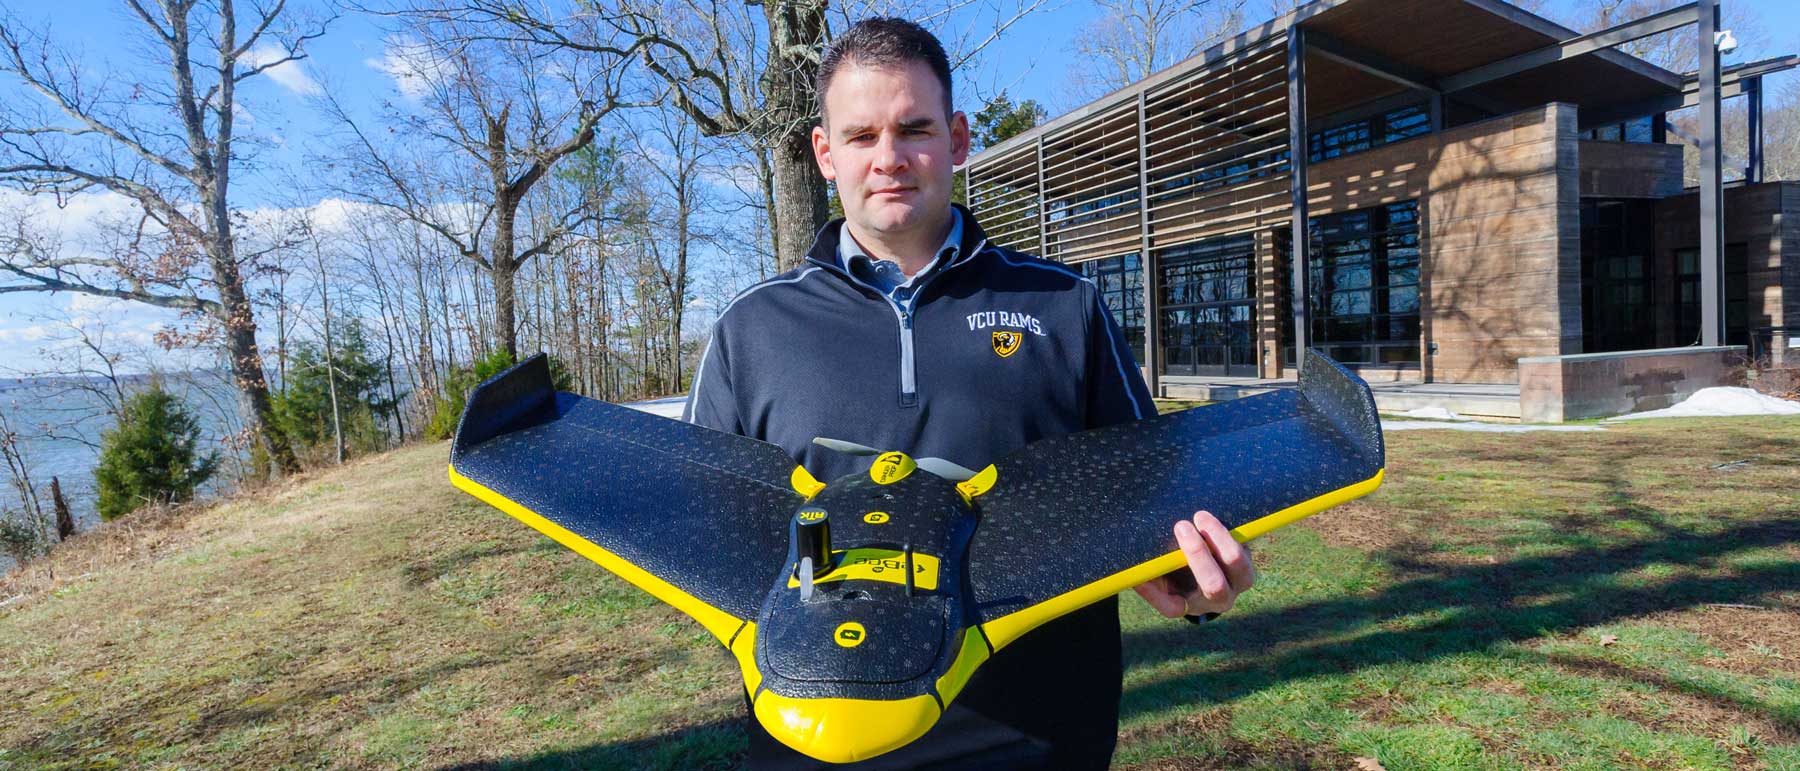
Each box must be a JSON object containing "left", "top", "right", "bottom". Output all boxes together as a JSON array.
[{"left": 744, "top": 598, "right": 1122, "bottom": 770}]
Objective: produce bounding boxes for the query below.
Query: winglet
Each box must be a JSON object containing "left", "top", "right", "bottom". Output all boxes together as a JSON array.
[
  {"left": 451, "top": 353, "right": 557, "bottom": 460},
  {"left": 1298, "top": 348, "right": 1386, "bottom": 468}
]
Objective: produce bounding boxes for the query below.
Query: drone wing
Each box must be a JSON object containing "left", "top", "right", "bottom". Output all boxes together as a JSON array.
[
  {"left": 447, "top": 354, "right": 807, "bottom": 643},
  {"left": 966, "top": 350, "right": 1385, "bottom": 650}
]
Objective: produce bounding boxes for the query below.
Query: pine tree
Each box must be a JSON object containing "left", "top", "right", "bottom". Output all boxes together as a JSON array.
[
  {"left": 93, "top": 384, "right": 219, "bottom": 521},
  {"left": 272, "top": 320, "right": 401, "bottom": 459}
]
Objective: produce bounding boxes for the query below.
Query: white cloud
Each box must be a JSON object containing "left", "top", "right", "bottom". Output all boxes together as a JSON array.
[
  {"left": 365, "top": 38, "right": 453, "bottom": 100},
  {"left": 245, "top": 43, "right": 323, "bottom": 97},
  {"left": 0, "top": 325, "right": 55, "bottom": 345},
  {"left": 66, "top": 293, "right": 138, "bottom": 316}
]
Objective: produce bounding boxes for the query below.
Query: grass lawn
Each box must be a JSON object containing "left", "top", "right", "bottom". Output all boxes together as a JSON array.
[{"left": 2, "top": 413, "right": 1797, "bottom": 770}]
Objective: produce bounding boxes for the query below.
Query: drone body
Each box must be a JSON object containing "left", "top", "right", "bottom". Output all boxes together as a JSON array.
[{"left": 448, "top": 350, "right": 1385, "bottom": 763}]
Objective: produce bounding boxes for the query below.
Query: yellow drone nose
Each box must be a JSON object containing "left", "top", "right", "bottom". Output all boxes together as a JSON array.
[{"left": 753, "top": 690, "right": 941, "bottom": 764}]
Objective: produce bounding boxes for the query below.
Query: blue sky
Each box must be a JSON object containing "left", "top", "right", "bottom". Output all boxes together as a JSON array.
[{"left": 2, "top": 0, "right": 1797, "bottom": 374}]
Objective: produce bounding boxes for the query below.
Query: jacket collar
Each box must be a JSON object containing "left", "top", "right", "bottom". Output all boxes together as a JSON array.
[{"left": 804, "top": 203, "right": 991, "bottom": 275}]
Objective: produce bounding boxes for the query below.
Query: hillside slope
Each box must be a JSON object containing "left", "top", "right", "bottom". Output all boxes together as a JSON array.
[
  {"left": 4, "top": 416, "right": 1799, "bottom": 770},
  {"left": 2, "top": 442, "right": 748, "bottom": 770}
]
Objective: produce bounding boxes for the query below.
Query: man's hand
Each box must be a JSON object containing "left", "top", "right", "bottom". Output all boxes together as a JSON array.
[{"left": 1133, "top": 511, "right": 1256, "bottom": 619}]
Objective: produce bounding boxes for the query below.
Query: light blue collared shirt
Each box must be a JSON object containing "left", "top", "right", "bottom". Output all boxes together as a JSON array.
[{"left": 837, "top": 209, "right": 963, "bottom": 310}]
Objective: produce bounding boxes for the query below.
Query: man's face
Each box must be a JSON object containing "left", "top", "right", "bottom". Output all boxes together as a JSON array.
[{"left": 811, "top": 59, "right": 970, "bottom": 240}]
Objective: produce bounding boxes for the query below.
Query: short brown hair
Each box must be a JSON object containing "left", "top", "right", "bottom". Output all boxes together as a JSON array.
[{"left": 816, "top": 18, "right": 953, "bottom": 124}]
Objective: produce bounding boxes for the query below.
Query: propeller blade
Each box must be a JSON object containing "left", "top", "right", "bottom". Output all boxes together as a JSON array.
[
  {"left": 812, "top": 437, "right": 882, "bottom": 456},
  {"left": 813, "top": 437, "right": 977, "bottom": 481},
  {"left": 915, "top": 457, "right": 978, "bottom": 481}
]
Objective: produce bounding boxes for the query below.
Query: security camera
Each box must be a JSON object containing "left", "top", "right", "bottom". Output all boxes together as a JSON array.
[{"left": 1715, "top": 30, "right": 1738, "bottom": 55}]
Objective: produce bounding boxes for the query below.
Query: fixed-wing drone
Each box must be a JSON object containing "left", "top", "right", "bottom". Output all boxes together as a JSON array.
[{"left": 448, "top": 350, "right": 1384, "bottom": 763}]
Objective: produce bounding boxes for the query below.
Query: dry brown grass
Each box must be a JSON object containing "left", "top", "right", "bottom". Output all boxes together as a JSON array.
[{"left": 6, "top": 414, "right": 1800, "bottom": 770}]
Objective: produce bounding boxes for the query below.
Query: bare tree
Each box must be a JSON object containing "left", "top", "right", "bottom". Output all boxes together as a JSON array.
[
  {"left": 390, "top": 0, "right": 1046, "bottom": 271},
  {"left": 1554, "top": 0, "right": 1762, "bottom": 73},
  {"left": 330, "top": 21, "right": 637, "bottom": 358},
  {"left": 0, "top": 1, "right": 327, "bottom": 476},
  {"left": 1762, "top": 80, "right": 1800, "bottom": 182},
  {"left": 627, "top": 109, "right": 717, "bottom": 393},
  {"left": 1066, "top": 0, "right": 1249, "bottom": 100}
]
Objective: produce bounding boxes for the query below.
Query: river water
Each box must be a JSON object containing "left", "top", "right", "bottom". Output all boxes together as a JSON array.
[{"left": 0, "top": 370, "right": 244, "bottom": 571}]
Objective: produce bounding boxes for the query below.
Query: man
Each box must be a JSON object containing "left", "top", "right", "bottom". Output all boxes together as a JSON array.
[{"left": 685, "top": 18, "right": 1255, "bottom": 769}]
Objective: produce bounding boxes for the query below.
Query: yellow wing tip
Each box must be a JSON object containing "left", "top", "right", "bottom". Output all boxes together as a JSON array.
[{"left": 982, "top": 467, "right": 1385, "bottom": 651}]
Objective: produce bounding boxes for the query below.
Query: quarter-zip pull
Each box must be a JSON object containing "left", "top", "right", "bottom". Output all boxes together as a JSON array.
[
  {"left": 898, "top": 307, "right": 918, "bottom": 407},
  {"left": 807, "top": 239, "right": 988, "bottom": 410}
]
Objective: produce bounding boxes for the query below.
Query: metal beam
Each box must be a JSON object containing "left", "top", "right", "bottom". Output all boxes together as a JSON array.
[
  {"left": 1698, "top": 0, "right": 1725, "bottom": 346},
  {"left": 1440, "top": 2, "right": 1699, "bottom": 93},
  {"left": 1576, "top": 81, "right": 1744, "bottom": 129},
  {"left": 1136, "top": 91, "right": 1159, "bottom": 396},
  {"left": 1573, "top": 57, "right": 1800, "bottom": 128},
  {"left": 1747, "top": 76, "right": 1764, "bottom": 184},
  {"left": 1287, "top": 28, "right": 1310, "bottom": 374},
  {"left": 1305, "top": 31, "right": 1439, "bottom": 94}
]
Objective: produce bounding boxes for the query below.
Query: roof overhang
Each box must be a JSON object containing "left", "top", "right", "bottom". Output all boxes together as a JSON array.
[{"left": 968, "top": 0, "right": 1688, "bottom": 167}]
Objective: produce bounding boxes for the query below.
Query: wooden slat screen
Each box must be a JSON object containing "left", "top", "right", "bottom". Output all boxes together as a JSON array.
[
  {"left": 1143, "top": 43, "right": 1291, "bottom": 250},
  {"left": 966, "top": 34, "right": 1292, "bottom": 260},
  {"left": 966, "top": 142, "right": 1042, "bottom": 254},
  {"left": 1042, "top": 102, "right": 1141, "bottom": 263}
]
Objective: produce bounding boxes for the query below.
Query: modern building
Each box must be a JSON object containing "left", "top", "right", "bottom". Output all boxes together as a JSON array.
[{"left": 961, "top": 0, "right": 1796, "bottom": 420}]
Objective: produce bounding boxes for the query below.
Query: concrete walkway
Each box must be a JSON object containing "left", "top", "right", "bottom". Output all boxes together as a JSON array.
[{"left": 1158, "top": 376, "right": 1522, "bottom": 419}]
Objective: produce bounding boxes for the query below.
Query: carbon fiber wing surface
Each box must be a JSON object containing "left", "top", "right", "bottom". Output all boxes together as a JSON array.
[
  {"left": 448, "top": 354, "right": 804, "bottom": 640},
  {"left": 968, "top": 350, "right": 1385, "bottom": 649}
]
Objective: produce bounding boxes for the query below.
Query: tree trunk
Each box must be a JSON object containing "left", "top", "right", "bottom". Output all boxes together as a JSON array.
[
  {"left": 51, "top": 476, "right": 73, "bottom": 542},
  {"left": 317, "top": 253, "right": 345, "bottom": 466},
  {"left": 490, "top": 254, "right": 519, "bottom": 360},
  {"left": 770, "top": 115, "right": 829, "bottom": 271},
  {"left": 212, "top": 250, "right": 297, "bottom": 476},
  {"left": 753, "top": 143, "right": 780, "bottom": 278},
  {"left": 761, "top": 0, "right": 829, "bottom": 271}
]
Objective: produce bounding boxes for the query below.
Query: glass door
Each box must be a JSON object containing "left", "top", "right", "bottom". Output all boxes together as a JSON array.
[{"left": 1158, "top": 236, "right": 1258, "bottom": 377}]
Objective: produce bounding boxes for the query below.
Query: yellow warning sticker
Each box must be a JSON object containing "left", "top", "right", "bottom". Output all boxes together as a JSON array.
[
  {"left": 863, "top": 511, "right": 890, "bottom": 524},
  {"left": 833, "top": 622, "right": 867, "bottom": 648}
]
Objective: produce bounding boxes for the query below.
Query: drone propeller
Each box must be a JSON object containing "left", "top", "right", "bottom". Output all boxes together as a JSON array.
[
  {"left": 811, "top": 437, "right": 881, "bottom": 456},
  {"left": 811, "top": 437, "right": 980, "bottom": 482}
]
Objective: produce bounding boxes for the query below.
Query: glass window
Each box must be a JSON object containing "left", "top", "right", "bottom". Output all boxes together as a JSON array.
[
  {"left": 1674, "top": 244, "right": 1751, "bottom": 346},
  {"left": 1157, "top": 234, "right": 1259, "bottom": 376},
  {"left": 1277, "top": 200, "right": 1423, "bottom": 366},
  {"left": 1581, "top": 199, "right": 1657, "bottom": 352},
  {"left": 1580, "top": 115, "right": 1660, "bottom": 144},
  {"left": 1309, "top": 102, "right": 1432, "bottom": 163},
  {"left": 1078, "top": 253, "right": 1146, "bottom": 363}
]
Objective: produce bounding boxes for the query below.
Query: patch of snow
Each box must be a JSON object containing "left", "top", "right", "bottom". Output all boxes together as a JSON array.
[
  {"left": 1605, "top": 387, "right": 1800, "bottom": 421},
  {"left": 1381, "top": 420, "right": 1604, "bottom": 433},
  {"left": 1395, "top": 406, "right": 1463, "bottom": 420},
  {"left": 624, "top": 396, "right": 687, "bottom": 419}
]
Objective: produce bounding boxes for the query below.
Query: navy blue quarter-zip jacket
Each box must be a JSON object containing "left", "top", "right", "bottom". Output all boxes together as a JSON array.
[{"left": 686, "top": 205, "right": 1154, "bottom": 769}]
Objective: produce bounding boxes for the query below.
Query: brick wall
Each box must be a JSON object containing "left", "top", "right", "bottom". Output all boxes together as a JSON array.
[
  {"left": 1578, "top": 140, "right": 1684, "bottom": 199},
  {"left": 1652, "top": 181, "right": 1796, "bottom": 343},
  {"left": 1305, "top": 103, "right": 1581, "bottom": 384}
]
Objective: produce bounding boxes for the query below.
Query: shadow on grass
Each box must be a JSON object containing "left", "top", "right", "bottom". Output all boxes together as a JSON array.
[
  {"left": 1119, "top": 510, "right": 1800, "bottom": 731},
  {"left": 430, "top": 716, "right": 746, "bottom": 771}
]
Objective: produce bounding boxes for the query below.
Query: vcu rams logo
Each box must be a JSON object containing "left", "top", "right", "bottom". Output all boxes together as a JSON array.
[{"left": 992, "top": 330, "right": 1022, "bottom": 358}]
